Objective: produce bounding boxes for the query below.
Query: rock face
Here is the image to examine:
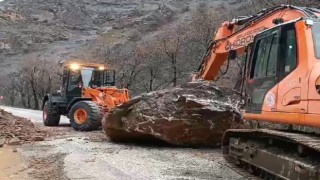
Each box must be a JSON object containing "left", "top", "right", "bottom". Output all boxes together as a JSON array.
[
  {"left": 103, "top": 82, "right": 243, "bottom": 147},
  {"left": 0, "top": 0, "right": 232, "bottom": 77}
]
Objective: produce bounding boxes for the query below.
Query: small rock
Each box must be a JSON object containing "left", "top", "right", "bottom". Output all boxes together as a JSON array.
[
  {"left": 84, "top": 159, "right": 95, "bottom": 163},
  {"left": 8, "top": 138, "right": 21, "bottom": 146},
  {"left": 0, "top": 138, "right": 5, "bottom": 147},
  {"left": 89, "top": 138, "right": 101, "bottom": 142},
  {"left": 12, "top": 148, "right": 17, "bottom": 153},
  {"left": 32, "top": 136, "right": 45, "bottom": 141}
]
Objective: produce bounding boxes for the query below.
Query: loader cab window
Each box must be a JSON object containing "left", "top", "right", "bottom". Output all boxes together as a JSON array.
[
  {"left": 66, "top": 70, "right": 82, "bottom": 99},
  {"left": 92, "top": 71, "right": 102, "bottom": 87},
  {"left": 81, "top": 68, "right": 94, "bottom": 88},
  {"left": 68, "top": 70, "right": 82, "bottom": 91},
  {"left": 88, "top": 70, "right": 115, "bottom": 87},
  {"left": 105, "top": 70, "right": 116, "bottom": 86}
]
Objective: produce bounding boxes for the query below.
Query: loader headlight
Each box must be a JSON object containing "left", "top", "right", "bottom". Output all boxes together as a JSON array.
[
  {"left": 98, "top": 66, "right": 105, "bottom": 71},
  {"left": 70, "top": 63, "right": 80, "bottom": 70}
]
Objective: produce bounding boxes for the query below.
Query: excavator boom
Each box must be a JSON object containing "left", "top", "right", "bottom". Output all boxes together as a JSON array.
[{"left": 198, "top": 5, "right": 320, "bottom": 80}]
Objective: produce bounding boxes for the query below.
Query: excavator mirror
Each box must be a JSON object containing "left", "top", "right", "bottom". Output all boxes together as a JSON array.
[{"left": 229, "top": 50, "right": 237, "bottom": 60}]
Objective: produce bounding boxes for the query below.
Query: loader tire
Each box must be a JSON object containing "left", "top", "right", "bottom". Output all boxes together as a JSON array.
[
  {"left": 69, "top": 101, "right": 103, "bottom": 131},
  {"left": 43, "top": 101, "right": 61, "bottom": 126}
]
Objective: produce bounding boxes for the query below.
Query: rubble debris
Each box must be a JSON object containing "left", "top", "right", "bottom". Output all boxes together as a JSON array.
[
  {"left": 32, "top": 136, "right": 45, "bottom": 141},
  {"left": 0, "top": 109, "right": 50, "bottom": 147},
  {"left": 0, "top": 138, "right": 5, "bottom": 147},
  {"left": 8, "top": 138, "right": 21, "bottom": 146},
  {"left": 103, "top": 82, "right": 244, "bottom": 147}
]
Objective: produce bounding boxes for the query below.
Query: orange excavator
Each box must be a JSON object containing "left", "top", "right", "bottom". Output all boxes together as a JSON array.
[
  {"left": 195, "top": 5, "right": 320, "bottom": 179},
  {"left": 42, "top": 62, "right": 129, "bottom": 131}
]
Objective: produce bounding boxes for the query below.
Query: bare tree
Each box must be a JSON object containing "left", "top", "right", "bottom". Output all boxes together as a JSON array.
[
  {"left": 1, "top": 55, "right": 60, "bottom": 109},
  {"left": 2, "top": 78, "right": 16, "bottom": 106}
]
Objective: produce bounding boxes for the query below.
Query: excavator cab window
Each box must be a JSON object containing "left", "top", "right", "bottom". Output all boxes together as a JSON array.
[
  {"left": 312, "top": 22, "right": 320, "bottom": 59},
  {"left": 267, "top": 35, "right": 279, "bottom": 77},
  {"left": 278, "top": 23, "right": 297, "bottom": 79},
  {"left": 247, "top": 28, "right": 280, "bottom": 112},
  {"left": 246, "top": 23, "right": 298, "bottom": 112},
  {"left": 251, "top": 33, "right": 278, "bottom": 79}
]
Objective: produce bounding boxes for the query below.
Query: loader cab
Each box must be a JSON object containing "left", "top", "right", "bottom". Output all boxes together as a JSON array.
[
  {"left": 61, "top": 63, "right": 116, "bottom": 101},
  {"left": 43, "top": 62, "right": 129, "bottom": 131}
]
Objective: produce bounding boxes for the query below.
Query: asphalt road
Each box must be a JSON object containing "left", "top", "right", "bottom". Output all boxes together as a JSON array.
[
  {"left": 0, "top": 106, "right": 244, "bottom": 180},
  {"left": 0, "top": 106, "right": 69, "bottom": 125}
]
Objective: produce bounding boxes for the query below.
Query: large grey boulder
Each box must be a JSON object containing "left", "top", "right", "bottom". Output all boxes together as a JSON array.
[{"left": 102, "top": 82, "right": 243, "bottom": 147}]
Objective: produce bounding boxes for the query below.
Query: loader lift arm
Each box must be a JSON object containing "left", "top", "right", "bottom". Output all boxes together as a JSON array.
[{"left": 196, "top": 5, "right": 319, "bottom": 81}]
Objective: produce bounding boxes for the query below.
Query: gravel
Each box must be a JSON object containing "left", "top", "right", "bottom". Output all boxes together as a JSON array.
[{"left": 2, "top": 106, "right": 244, "bottom": 180}]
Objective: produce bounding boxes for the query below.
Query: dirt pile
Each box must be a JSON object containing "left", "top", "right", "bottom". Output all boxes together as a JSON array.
[
  {"left": 103, "top": 82, "right": 244, "bottom": 147},
  {"left": 0, "top": 109, "right": 50, "bottom": 146}
]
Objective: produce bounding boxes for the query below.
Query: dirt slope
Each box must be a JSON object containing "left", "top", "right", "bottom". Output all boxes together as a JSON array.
[{"left": 0, "top": 0, "right": 238, "bottom": 79}]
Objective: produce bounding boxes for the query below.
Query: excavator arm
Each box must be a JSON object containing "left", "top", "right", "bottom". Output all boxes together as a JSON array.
[{"left": 197, "top": 5, "right": 320, "bottom": 81}]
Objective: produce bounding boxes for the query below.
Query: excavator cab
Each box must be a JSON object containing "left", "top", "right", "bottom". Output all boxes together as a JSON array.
[
  {"left": 42, "top": 62, "right": 129, "bottom": 131},
  {"left": 244, "top": 18, "right": 320, "bottom": 122},
  {"left": 224, "top": 18, "right": 320, "bottom": 179}
]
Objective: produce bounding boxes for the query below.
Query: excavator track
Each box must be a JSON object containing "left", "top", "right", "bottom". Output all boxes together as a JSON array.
[
  {"left": 223, "top": 159, "right": 262, "bottom": 180},
  {"left": 222, "top": 129, "right": 320, "bottom": 180}
]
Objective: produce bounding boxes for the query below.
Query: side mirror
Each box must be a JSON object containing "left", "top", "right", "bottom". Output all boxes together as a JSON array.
[{"left": 229, "top": 50, "right": 237, "bottom": 60}]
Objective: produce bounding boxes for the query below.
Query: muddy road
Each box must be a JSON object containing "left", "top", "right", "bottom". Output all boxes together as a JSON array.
[{"left": 0, "top": 106, "right": 244, "bottom": 180}]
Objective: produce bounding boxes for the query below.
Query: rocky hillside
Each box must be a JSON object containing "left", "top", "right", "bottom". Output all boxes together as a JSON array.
[{"left": 0, "top": 0, "right": 241, "bottom": 78}]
